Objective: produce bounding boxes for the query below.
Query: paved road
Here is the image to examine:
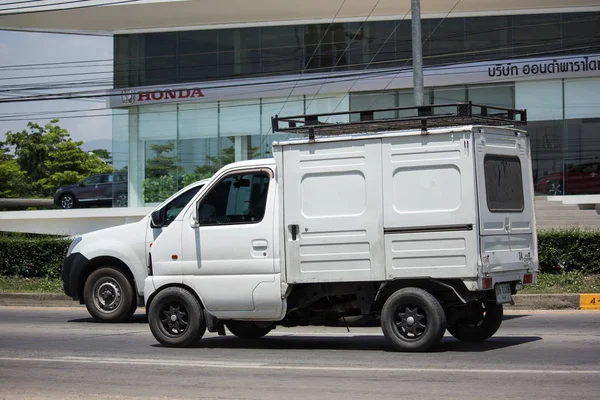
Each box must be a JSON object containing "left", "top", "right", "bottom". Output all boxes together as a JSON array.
[{"left": 0, "top": 307, "right": 599, "bottom": 400}]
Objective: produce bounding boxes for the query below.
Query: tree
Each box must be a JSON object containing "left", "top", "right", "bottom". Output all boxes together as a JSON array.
[
  {"left": 2, "top": 120, "right": 112, "bottom": 197},
  {"left": 90, "top": 149, "right": 112, "bottom": 165},
  {"left": 145, "top": 143, "right": 183, "bottom": 179},
  {"left": 0, "top": 145, "right": 27, "bottom": 198}
]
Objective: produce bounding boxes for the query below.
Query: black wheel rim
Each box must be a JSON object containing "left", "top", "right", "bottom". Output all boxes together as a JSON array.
[
  {"left": 159, "top": 301, "right": 189, "bottom": 336},
  {"left": 393, "top": 304, "right": 428, "bottom": 340}
]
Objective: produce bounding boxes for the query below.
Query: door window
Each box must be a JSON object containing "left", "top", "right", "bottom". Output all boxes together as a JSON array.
[
  {"left": 81, "top": 174, "right": 105, "bottom": 185},
  {"left": 484, "top": 155, "right": 524, "bottom": 212},
  {"left": 198, "top": 172, "right": 270, "bottom": 225},
  {"left": 162, "top": 184, "right": 204, "bottom": 226}
]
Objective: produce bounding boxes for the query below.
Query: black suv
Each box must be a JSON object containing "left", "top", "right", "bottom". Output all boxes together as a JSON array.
[{"left": 54, "top": 173, "right": 128, "bottom": 209}]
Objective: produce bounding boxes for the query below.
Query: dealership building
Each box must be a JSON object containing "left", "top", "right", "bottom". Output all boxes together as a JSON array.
[{"left": 1, "top": 0, "right": 600, "bottom": 208}]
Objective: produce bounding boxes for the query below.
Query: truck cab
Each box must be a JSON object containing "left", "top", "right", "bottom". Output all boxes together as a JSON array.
[{"left": 144, "top": 103, "right": 537, "bottom": 351}]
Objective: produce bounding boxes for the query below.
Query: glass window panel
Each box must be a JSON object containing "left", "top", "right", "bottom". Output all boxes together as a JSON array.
[
  {"left": 178, "top": 30, "right": 219, "bottom": 81},
  {"left": 512, "top": 14, "right": 561, "bottom": 58},
  {"left": 349, "top": 91, "right": 396, "bottom": 121},
  {"left": 468, "top": 84, "right": 515, "bottom": 109},
  {"left": 220, "top": 99, "right": 261, "bottom": 136},
  {"left": 261, "top": 96, "right": 305, "bottom": 135},
  {"left": 143, "top": 32, "right": 177, "bottom": 85},
  {"left": 178, "top": 102, "right": 219, "bottom": 139},
  {"left": 305, "top": 93, "right": 349, "bottom": 123},
  {"left": 564, "top": 78, "right": 600, "bottom": 119},
  {"left": 561, "top": 13, "right": 600, "bottom": 56},
  {"left": 362, "top": 21, "right": 397, "bottom": 67},
  {"left": 464, "top": 16, "right": 511, "bottom": 61},
  {"left": 515, "top": 80, "right": 563, "bottom": 121},
  {"left": 433, "top": 86, "right": 466, "bottom": 114},
  {"left": 426, "top": 17, "right": 466, "bottom": 65},
  {"left": 261, "top": 26, "right": 304, "bottom": 74},
  {"left": 139, "top": 104, "right": 177, "bottom": 140}
]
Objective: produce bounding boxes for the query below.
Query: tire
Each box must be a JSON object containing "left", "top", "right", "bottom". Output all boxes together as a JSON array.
[
  {"left": 226, "top": 320, "right": 273, "bottom": 339},
  {"left": 114, "top": 192, "right": 128, "bottom": 208},
  {"left": 148, "top": 287, "right": 206, "bottom": 347},
  {"left": 381, "top": 287, "right": 447, "bottom": 352},
  {"left": 83, "top": 267, "right": 137, "bottom": 323},
  {"left": 59, "top": 193, "right": 77, "bottom": 209},
  {"left": 546, "top": 180, "right": 564, "bottom": 196},
  {"left": 447, "top": 301, "right": 503, "bottom": 342}
]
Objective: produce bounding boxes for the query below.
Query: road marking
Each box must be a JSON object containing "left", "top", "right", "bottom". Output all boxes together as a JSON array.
[
  {"left": 0, "top": 356, "right": 598, "bottom": 375},
  {"left": 580, "top": 294, "right": 600, "bottom": 310}
]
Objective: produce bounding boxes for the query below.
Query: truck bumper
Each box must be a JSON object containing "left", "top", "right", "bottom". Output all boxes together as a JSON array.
[{"left": 62, "top": 252, "right": 89, "bottom": 300}]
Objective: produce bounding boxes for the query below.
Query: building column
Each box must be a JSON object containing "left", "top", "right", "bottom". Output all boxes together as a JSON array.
[
  {"left": 234, "top": 136, "right": 249, "bottom": 161},
  {"left": 127, "top": 108, "right": 144, "bottom": 207}
]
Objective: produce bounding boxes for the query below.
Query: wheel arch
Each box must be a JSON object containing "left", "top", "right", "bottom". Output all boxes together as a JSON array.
[
  {"left": 377, "top": 278, "right": 474, "bottom": 308},
  {"left": 145, "top": 283, "right": 205, "bottom": 315}
]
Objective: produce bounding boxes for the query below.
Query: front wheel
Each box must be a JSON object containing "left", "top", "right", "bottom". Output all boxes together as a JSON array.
[
  {"left": 59, "top": 194, "right": 77, "bottom": 209},
  {"left": 380, "top": 287, "right": 447, "bottom": 352},
  {"left": 447, "top": 301, "right": 503, "bottom": 342},
  {"left": 148, "top": 287, "right": 206, "bottom": 347},
  {"left": 226, "top": 320, "right": 273, "bottom": 339},
  {"left": 83, "top": 267, "right": 137, "bottom": 323}
]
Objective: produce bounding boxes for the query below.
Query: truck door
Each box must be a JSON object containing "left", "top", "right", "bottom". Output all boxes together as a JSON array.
[
  {"left": 179, "top": 168, "right": 282, "bottom": 319},
  {"left": 475, "top": 128, "right": 536, "bottom": 275},
  {"left": 282, "top": 139, "right": 385, "bottom": 283}
]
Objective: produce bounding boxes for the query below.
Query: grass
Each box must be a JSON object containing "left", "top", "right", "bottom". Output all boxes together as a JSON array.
[
  {"left": 0, "top": 272, "right": 599, "bottom": 294},
  {"left": 0, "top": 276, "right": 63, "bottom": 293},
  {"left": 520, "top": 271, "right": 600, "bottom": 294}
]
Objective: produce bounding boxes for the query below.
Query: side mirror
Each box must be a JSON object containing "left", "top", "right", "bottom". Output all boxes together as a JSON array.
[
  {"left": 78, "top": 182, "right": 85, "bottom": 187},
  {"left": 150, "top": 210, "right": 163, "bottom": 228}
]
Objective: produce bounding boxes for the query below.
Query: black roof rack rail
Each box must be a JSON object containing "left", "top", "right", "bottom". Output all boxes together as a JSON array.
[{"left": 271, "top": 102, "right": 527, "bottom": 140}]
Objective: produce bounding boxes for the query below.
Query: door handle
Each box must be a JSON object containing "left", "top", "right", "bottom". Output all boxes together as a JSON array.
[
  {"left": 252, "top": 239, "right": 268, "bottom": 251},
  {"left": 289, "top": 224, "right": 299, "bottom": 241}
]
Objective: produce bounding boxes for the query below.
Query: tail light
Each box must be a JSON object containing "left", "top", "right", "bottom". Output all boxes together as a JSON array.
[
  {"left": 523, "top": 273, "right": 533, "bottom": 284},
  {"left": 482, "top": 277, "right": 493, "bottom": 290}
]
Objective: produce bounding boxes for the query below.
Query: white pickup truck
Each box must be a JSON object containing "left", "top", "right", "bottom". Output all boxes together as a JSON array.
[
  {"left": 62, "top": 179, "right": 208, "bottom": 322},
  {"left": 144, "top": 103, "right": 538, "bottom": 352}
]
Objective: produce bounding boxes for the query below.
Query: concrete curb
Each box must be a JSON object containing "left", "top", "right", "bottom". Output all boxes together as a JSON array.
[
  {"left": 0, "top": 292, "right": 588, "bottom": 310},
  {"left": 505, "top": 294, "right": 581, "bottom": 310}
]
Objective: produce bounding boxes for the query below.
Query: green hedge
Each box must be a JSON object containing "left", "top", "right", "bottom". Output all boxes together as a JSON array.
[
  {"left": 538, "top": 228, "right": 600, "bottom": 274},
  {"left": 0, "top": 229, "right": 599, "bottom": 279},
  {"left": 0, "top": 233, "right": 70, "bottom": 278}
]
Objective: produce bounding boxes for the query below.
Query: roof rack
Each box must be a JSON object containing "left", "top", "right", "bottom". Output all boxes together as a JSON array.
[{"left": 271, "top": 102, "right": 527, "bottom": 140}]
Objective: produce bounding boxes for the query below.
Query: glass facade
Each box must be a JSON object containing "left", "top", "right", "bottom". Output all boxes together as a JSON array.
[
  {"left": 112, "top": 12, "right": 600, "bottom": 206},
  {"left": 114, "top": 12, "right": 600, "bottom": 88}
]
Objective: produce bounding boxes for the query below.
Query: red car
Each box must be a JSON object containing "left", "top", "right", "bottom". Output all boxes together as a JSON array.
[{"left": 535, "top": 162, "right": 600, "bottom": 195}]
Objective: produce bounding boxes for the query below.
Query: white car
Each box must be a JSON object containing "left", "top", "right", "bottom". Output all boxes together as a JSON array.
[{"left": 62, "top": 179, "right": 209, "bottom": 322}]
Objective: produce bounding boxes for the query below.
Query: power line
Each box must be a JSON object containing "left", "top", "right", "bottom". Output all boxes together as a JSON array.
[
  {"left": 0, "top": 11, "right": 597, "bottom": 72},
  {"left": 0, "top": 44, "right": 598, "bottom": 107}
]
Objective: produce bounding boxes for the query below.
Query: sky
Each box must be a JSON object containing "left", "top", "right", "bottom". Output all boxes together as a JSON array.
[{"left": 0, "top": 30, "right": 113, "bottom": 151}]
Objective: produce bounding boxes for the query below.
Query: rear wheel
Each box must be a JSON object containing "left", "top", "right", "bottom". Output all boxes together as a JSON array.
[
  {"left": 83, "top": 267, "right": 137, "bottom": 323},
  {"left": 226, "top": 320, "right": 273, "bottom": 339},
  {"left": 546, "top": 180, "right": 563, "bottom": 195},
  {"left": 148, "top": 287, "right": 206, "bottom": 347},
  {"left": 447, "top": 301, "right": 503, "bottom": 342},
  {"left": 380, "top": 287, "right": 446, "bottom": 352},
  {"left": 114, "top": 192, "right": 128, "bottom": 207}
]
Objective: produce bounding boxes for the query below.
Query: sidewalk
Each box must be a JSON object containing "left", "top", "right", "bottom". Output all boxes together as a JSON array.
[{"left": 0, "top": 292, "right": 596, "bottom": 310}]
